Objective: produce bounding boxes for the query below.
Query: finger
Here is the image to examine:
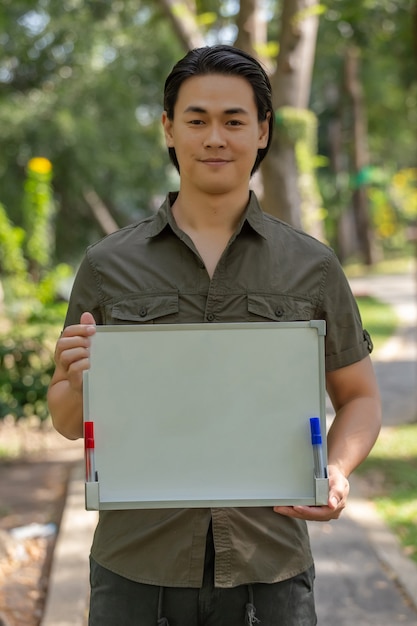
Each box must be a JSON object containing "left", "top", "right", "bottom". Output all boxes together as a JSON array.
[
  {"left": 60, "top": 324, "right": 96, "bottom": 340},
  {"left": 59, "top": 312, "right": 96, "bottom": 340},
  {"left": 60, "top": 348, "right": 90, "bottom": 391},
  {"left": 59, "top": 346, "right": 91, "bottom": 372},
  {"left": 273, "top": 504, "right": 344, "bottom": 522},
  {"left": 54, "top": 335, "right": 91, "bottom": 365},
  {"left": 329, "top": 495, "right": 340, "bottom": 510},
  {"left": 328, "top": 480, "right": 349, "bottom": 511},
  {"left": 80, "top": 311, "right": 96, "bottom": 326}
]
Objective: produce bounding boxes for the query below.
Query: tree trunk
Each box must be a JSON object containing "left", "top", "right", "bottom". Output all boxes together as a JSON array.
[
  {"left": 261, "top": 135, "right": 303, "bottom": 228},
  {"left": 413, "top": 0, "right": 417, "bottom": 69},
  {"left": 261, "top": 0, "right": 321, "bottom": 236},
  {"left": 343, "top": 46, "right": 375, "bottom": 265},
  {"left": 270, "top": 0, "right": 320, "bottom": 109},
  {"left": 157, "top": 0, "right": 205, "bottom": 50},
  {"left": 235, "top": 0, "right": 267, "bottom": 63},
  {"left": 83, "top": 189, "right": 119, "bottom": 235}
]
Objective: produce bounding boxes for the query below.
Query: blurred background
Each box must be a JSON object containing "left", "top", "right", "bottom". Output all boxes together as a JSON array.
[{"left": 0, "top": 2, "right": 416, "bottom": 624}]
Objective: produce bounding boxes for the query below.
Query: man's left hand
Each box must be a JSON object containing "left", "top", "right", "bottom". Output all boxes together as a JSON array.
[{"left": 273, "top": 464, "right": 349, "bottom": 522}]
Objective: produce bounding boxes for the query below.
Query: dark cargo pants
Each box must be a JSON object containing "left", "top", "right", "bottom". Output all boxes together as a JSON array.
[{"left": 89, "top": 525, "right": 317, "bottom": 626}]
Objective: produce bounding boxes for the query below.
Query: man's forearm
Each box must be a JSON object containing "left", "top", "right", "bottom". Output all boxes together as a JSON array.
[
  {"left": 327, "top": 395, "right": 381, "bottom": 478},
  {"left": 47, "top": 380, "right": 84, "bottom": 440}
]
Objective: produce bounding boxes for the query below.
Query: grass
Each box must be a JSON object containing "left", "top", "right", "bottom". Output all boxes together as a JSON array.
[
  {"left": 344, "top": 251, "right": 415, "bottom": 278},
  {"left": 356, "top": 425, "right": 417, "bottom": 564},
  {"left": 355, "top": 295, "right": 398, "bottom": 352}
]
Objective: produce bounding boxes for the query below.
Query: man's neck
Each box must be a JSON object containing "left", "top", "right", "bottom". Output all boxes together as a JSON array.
[{"left": 171, "top": 188, "right": 250, "bottom": 234}]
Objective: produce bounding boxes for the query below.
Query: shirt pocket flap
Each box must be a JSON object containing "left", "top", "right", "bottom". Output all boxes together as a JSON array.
[
  {"left": 247, "top": 294, "right": 314, "bottom": 321},
  {"left": 111, "top": 294, "right": 179, "bottom": 323}
]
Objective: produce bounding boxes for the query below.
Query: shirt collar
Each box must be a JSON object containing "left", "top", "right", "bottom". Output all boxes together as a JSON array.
[
  {"left": 145, "top": 190, "right": 267, "bottom": 240},
  {"left": 237, "top": 190, "right": 267, "bottom": 239}
]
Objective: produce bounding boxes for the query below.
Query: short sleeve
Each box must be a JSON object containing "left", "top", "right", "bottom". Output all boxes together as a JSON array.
[
  {"left": 64, "top": 250, "right": 103, "bottom": 328},
  {"left": 319, "top": 252, "right": 373, "bottom": 371}
]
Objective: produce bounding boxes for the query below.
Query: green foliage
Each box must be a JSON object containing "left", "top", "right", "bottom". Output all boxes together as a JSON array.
[
  {"left": 1, "top": 1, "right": 415, "bottom": 266},
  {"left": 363, "top": 168, "right": 417, "bottom": 253},
  {"left": 292, "top": 3, "right": 327, "bottom": 25},
  {"left": 390, "top": 168, "right": 417, "bottom": 222},
  {"left": 0, "top": 1, "right": 183, "bottom": 264},
  {"left": 0, "top": 202, "right": 27, "bottom": 276},
  {"left": 0, "top": 328, "right": 55, "bottom": 421},
  {"left": 276, "top": 107, "right": 317, "bottom": 145},
  {"left": 312, "top": 0, "right": 417, "bottom": 251},
  {"left": 1, "top": 159, "right": 73, "bottom": 316},
  {"left": 35, "top": 263, "right": 73, "bottom": 305},
  {"left": 23, "top": 157, "right": 54, "bottom": 272}
]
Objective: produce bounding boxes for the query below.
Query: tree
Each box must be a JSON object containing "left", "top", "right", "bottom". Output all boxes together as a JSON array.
[
  {"left": 312, "top": 0, "right": 417, "bottom": 261},
  {"left": 261, "top": 0, "right": 323, "bottom": 237},
  {"left": 0, "top": 1, "right": 183, "bottom": 262},
  {"left": 2, "top": 1, "right": 416, "bottom": 268},
  {"left": 343, "top": 46, "right": 375, "bottom": 264}
]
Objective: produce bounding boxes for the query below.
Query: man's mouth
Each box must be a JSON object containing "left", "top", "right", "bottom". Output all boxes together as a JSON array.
[{"left": 200, "top": 158, "right": 230, "bottom": 164}]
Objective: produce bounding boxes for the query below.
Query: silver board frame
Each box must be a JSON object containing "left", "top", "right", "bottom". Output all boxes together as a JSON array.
[{"left": 83, "top": 321, "right": 329, "bottom": 510}]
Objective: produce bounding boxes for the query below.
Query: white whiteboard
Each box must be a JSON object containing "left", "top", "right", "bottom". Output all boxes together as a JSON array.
[{"left": 83, "top": 321, "right": 328, "bottom": 510}]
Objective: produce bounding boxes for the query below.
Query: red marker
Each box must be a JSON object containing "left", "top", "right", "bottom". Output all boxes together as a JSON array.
[{"left": 84, "top": 421, "right": 96, "bottom": 482}]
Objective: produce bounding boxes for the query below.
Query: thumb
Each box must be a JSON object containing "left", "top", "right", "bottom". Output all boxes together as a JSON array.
[{"left": 80, "top": 311, "right": 96, "bottom": 326}]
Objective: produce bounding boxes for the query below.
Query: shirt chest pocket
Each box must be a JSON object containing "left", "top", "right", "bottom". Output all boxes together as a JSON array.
[
  {"left": 104, "top": 294, "right": 179, "bottom": 325},
  {"left": 247, "top": 294, "right": 315, "bottom": 322}
]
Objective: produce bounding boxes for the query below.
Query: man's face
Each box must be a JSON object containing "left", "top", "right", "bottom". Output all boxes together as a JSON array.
[{"left": 162, "top": 73, "right": 269, "bottom": 197}]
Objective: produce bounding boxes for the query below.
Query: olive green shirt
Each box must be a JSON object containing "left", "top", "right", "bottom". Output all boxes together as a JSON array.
[{"left": 65, "top": 191, "right": 371, "bottom": 588}]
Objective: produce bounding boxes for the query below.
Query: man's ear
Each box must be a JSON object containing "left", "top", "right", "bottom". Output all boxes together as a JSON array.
[
  {"left": 258, "top": 111, "right": 270, "bottom": 149},
  {"left": 162, "top": 111, "right": 175, "bottom": 147}
]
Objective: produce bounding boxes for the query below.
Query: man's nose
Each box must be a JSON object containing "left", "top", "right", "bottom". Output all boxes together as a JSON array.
[{"left": 203, "top": 123, "right": 226, "bottom": 148}]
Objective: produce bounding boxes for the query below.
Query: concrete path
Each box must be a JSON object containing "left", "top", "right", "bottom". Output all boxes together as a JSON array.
[
  {"left": 41, "top": 271, "right": 417, "bottom": 626},
  {"left": 310, "top": 270, "right": 417, "bottom": 625}
]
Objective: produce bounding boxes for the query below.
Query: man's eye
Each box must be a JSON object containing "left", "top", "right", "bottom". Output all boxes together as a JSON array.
[
  {"left": 188, "top": 119, "right": 204, "bottom": 125},
  {"left": 227, "top": 120, "right": 243, "bottom": 126}
]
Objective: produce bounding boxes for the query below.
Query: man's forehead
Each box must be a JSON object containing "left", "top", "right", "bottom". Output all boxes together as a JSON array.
[{"left": 176, "top": 74, "right": 257, "bottom": 111}]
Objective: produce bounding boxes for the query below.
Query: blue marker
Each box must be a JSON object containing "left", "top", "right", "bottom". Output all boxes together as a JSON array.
[{"left": 310, "top": 417, "right": 327, "bottom": 479}]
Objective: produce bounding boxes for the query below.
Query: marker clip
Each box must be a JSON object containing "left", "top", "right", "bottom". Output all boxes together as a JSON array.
[
  {"left": 84, "top": 421, "right": 97, "bottom": 482},
  {"left": 309, "top": 417, "right": 327, "bottom": 479}
]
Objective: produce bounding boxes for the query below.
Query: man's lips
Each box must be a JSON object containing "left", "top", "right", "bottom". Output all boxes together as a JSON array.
[{"left": 200, "top": 158, "right": 230, "bottom": 164}]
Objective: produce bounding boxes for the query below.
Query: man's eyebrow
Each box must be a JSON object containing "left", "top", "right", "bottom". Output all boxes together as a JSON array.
[
  {"left": 224, "top": 107, "right": 250, "bottom": 115},
  {"left": 183, "top": 105, "right": 249, "bottom": 115},
  {"left": 183, "top": 106, "right": 207, "bottom": 114}
]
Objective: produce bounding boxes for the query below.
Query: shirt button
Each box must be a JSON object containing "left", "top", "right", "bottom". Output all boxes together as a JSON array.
[
  {"left": 139, "top": 307, "right": 147, "bottom": 317},
  {"left": 275, "top": 308, "right": 284, "bottom": 318},
  {"left": 207, "top": 313, "right": 215, "bottom": 322}
]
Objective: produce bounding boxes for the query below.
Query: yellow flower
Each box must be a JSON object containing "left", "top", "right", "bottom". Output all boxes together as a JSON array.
[{"left": 27, "top": 157, "right": 52, "bottom": 175}]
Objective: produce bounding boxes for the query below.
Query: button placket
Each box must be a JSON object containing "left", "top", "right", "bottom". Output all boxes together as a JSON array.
[
  {"left": 204, "top": 270, "right": 222, "bottom": 322},
  {"left": 211, "top": 508, "right": 232, "bottom": 586}
]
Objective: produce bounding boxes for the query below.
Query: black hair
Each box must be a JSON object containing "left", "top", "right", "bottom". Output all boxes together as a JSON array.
[{"left": 163, "top": 44, "right": 274, "bottom": 175}]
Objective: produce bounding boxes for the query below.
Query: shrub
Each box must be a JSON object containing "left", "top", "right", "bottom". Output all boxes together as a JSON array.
[{"left": 0, "top": 331, "right": 55, "bottom": 421}]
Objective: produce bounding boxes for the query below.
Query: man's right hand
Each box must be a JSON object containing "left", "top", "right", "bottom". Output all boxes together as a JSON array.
[
  {"left": 53, "top": 311, "right": 96, "bottom": 392},
  {"left": 47, "top": 312, "right": 96, "bottom": 439}
]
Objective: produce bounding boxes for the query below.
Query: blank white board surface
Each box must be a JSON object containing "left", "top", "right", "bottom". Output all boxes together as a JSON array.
[{"left": 83, "top": 321, "right": 328, "bottom": 510}]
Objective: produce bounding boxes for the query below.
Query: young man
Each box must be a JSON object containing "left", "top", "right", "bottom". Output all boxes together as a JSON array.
[{"left": 48, "top": 45, "right": 381, "bottom": 626}]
